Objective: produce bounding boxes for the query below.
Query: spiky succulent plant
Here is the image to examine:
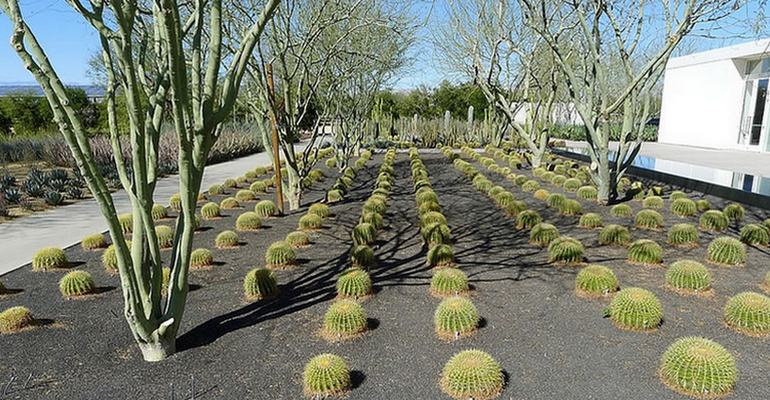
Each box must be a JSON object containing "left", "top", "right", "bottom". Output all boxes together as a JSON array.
[
  {"left": 286, "top": 231, "right": 311, "bottom": 248},
  {"left": 642, "top": 195, "right": 664, "bottom": 209},
  {"left": 327, "top": 189, "right": 344, "bottom": 203},
  {"left": 59, "top": 270, "right": 95, "bottom": 297},
  {"left": 533, "top": 189, "right": 550, "bottom": 201},
  {"left": 308, "top": 203, "right": 331, "bottom": 219},
  {"left": 699, "top": 210, "right": 729, "bottom": 232},
  {"left": 359, "top": 211, "right": 384, "bottom": 230},
  {"left": 529, "top": 223, "right": 560, "bottom": 246},
  {"left": 254, "top": 200, "right": 277, "bottom": 218},
  {"left": 559, "top": 199, "right": 582, "bottom": 216},
  {"left": 610, "top": 204, "right": 633, "bottom": 217},
  {"left": 215, "top": 230, "right": 240, "bottom": 249},
  {"left": 434, "top": 296, "right": 479, "bottom": 340},
  {"left": 739, "top": 223, "right": 770, "bottom": 246},
  {"left": 670, "top": 198, "right": 697, "bottom": 217},
  {"left": 551, "top": 175, "right": 567, "bottom": 186},
  {"left": 200, "top": 202, "right": 221, "bottom": 220},
  {"left": 249, "top": 181, "right": 268, "bottom": 194},
  {"left": 670, "top": 190, "right": 688, "bottom": 200},
  {"left": 578, "top": 213, "right": 604, "bottom": 229},
  {"left": 421, "top": 211, "right": 448, "bottom": 228},
  {"left": 235, "top": 189, "right": 257, "bottom": 202},
  {"left": 665, "top": 260, "right": 711, "bottom": 293},
  {"left": 427, "top": 244, "right": 454, "bottom": 268},
  {"left": 627, "top": 239, "right": 664, "bottom": 265},
  {"left": 118, "top": 213, "right": 133, "bottom": 234},
  {"left": 0, "top": 306, "right": 34, "bottom": 334},
  {"left": 667, "top": 223, "right": 699, "bottom": 247},
  {"left": 151, "top": 204, "right": 168, "bottom": 221},
  {"left": 563, "top": 178, "right": 581, "bottom": 192},
  {"left": 430, "top": 268, "right": 469, "bottom": 297},
  {"left": 32, "top": 247, "right": 68, "bottom": 271},
  {"left": 350, "top": 245, "right": 374, "bottom": 269},
  {"left": 576, "top": 185, "right": 598, "bottom": 201},
  {"left": 546, "top": 193, "right": 566, "bottom": 209},
  {"left": 723, "top": 203, "right": 745, "bottom": 223},
  {"left": 607, "top": 287, "right": 662, "bottom": 331},
  {"left": 421, "top": 222, "right": 451, "bottom": 246},
  {"left": 416, "top": 189, "right": 439, "bottom": 206},
  {"left": 81, "top": 234, "right": 106, "bottom": 251},
  {"left": 155, "top": 225, "right": 174, "bottom": 249},
  {"left": 440, "top": 350, "right": 504, "bottom": 400},
  {"left": 363, "top": 198, "right": 387, "bottom": 215},
  {"left": 190, "top": 248, "right": 214, "bottom": 269},
  {"left": 696, "top": 199, "right": 711, "bottom": 212},
  {"left": 516, "top": 210, "right": 542, "bottom": 230},
  {"left": 298, "top": 213, "right": 323, "bottom": 231},
  {"left": 236, "top": 211, "right": 263, "bottom": 231},
  {"left": 220, "top": 197, "right": 240, "bottom": 209},
  {"left": 208, "top": 184, "right": 225, "bottom": 195},
  {"left": 575, "top": 265, "right": 619, "bottom": 298},
  {"left": 723, "top": 292, "right": 770, "bottom": 336},
  {"left": 706, "top": 236, "right": 746, "bottom": 266},
  {"left": 351, "top": 222, "right": 376, "bottom": 246},
  {"left": 243, "top": 268, "right": 278, "bottom": 300},
  {"left": 336, "top": 268, "right": 372, "bottom": 298},
  {"left": 548, "top": 236, "right": 585, "bottom": 264},
  {"left": 321, "top": 299, "right": 367, "bottom": 341},
  {"left": 659, "top": 337, "right": 737, "bottom": 398},
  {"left": 102, "top": 245, "right": 118, "bottom": 272},
  {"left": 168, "top": 193, "right": 182, "bottom": 211},
  {"left": 521, "top": 180, "right": 540, "bottom": 193},
  {"left": 635, "top": 209, "right": 664, "bottom": 230},
  {"left": 265, "top": 241, "right": 296, "bottom": 268},
  {"left": 303, "top": 354, "right": 351, "bottom": 398}
]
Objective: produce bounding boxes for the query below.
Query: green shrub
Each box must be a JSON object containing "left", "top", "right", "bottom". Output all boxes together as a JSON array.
[
  {"left": 642, "top": 195, "right": 664, "bottom": 210},
  {"left": 660, "top": 337, "right": 737, "bottom": 398},
  {"left": 243, "top": 268, "right": 278, "bottom": 301},
  {"left": 200, "top": 202, "right": 221, "bottom": 220},
  {"left": 350, "top": 245, "right": 374, "bottom": 269},
  {"left": 308, "top": 203, "right": 331, "bottom": 219},
  {"left": 521, "top": 179, "right": 540, "bottom": 192},
  {"left": 723, "top": 203, "right": 744, "bottom": 223},
  {"left": 610, "top": 204, "right": 633, "bottom": 217},
  {"left": 32, "top": 247, "right": 68, "bottom": 271},
  {"left": 724, "top": 292, "right": 770, "bottom": 336},
  {"left": 516, "top": 210, "right": 542, "bottom": 230},
  {"left": 286, "top": 231, "right": 311, "bottom": 248},
  {"left": 352, "top": 223, "right": 376, "bottom": 246},
  {"left": 576, "top": 185, "right": 598, "bottom": 200},
  {"left": 667, "top": 223, "right": 699, "bottom": 247},
  {"left": 190, "top": 248, "right": 214, "bottom": 269},
  {"left": 215, "top": 230, "right": 240, "bottom": 249},
  {"left": 427, "top": 244, "right": 454, "bottom": 268},
  {"left": 559, "top": 199, "right": 582, "bottom": 216},
  {"left": 706, "top": 236, "right": 746, "bottom": 266},
  {"left": 168, "top": 193, "right": 182, "bottom": 211},
  {"left": 235, "top": 189, "right": 257, "bottom": 202},
  {"left": 208, "top": 184, "right": 224, "bottom": 195},
  {"left": 665, "top": 260, "right": 711, "bottom": 293},
  {"left": 298, "top": 214, "right": 323, "bottom": 231},
  {"left": 627, "top": 239, "right": 663, "bottom": 265},
  {"left": 236, "top": 211, "right": 263, "bottom": 231},
  {"left": 155, "top": 225, "right": 174, "bottom": 249},
  {"left": 578, "top": 213, "right": 603, "bottom": 229},
  {"left": 670, "top": 198, "right": 697, "bottom": 217},
  {"left": 118, "top": 213, "right": 133, "bottom": 234},
  {"left": 634, "top": 209, "right": 664, "bottom": 230},
  {"left": 699, "top": 210, "right": 728, "bottom": 232},
  {"left": 336, "top": 268, "right": 372, "bottom": 298},
  {"left": 548, "top": 236, "right": 585, "bottom": 264},
  {"left": 434, "top": 296, "right": 479, "bottom": 339},
  {"left": 670, "top": 190, "right": 688, "bottom": 201},
  {"left": 740, "top": 224, "right": 770, "bottom": 246},
  {"left": 81, "top": 234, "right": 106, "bottom": 251},
  {"left": 607, "top": 287, "right": 662, "bottom": 331},
  {"left": 421, "top": 222, "right": 451, "bottom": 246},
  {"left": 327, "top": 189, "right": 344, "bottom": 203},
  {"left": 265, "top": 241, "right": 296, "bottom": 268},
  {"left": 322, "top": 299, "right": 367, "bottom": 341},
  {"left": 303, "top": 354, "right": 351, "bottom": 398},
  {"left": 254, "top": 200, "right": 277, "bottom": 218},
  {"left": 696, "top": 199, "right": 711, "bottom": 212},
  {"left": 546, "top": 193, "right": 566, "bottom": 209},
  {"left": 220, "top": 197, "right": 240, "bottom": 209},
  {"left": 563, "top": 177, "right": 581, "bottom": 192},
  {"left": 575, "top": 265, "right": 619, "bottom": 298},
  {"left": 430, "top": 268, "right": 469, "bottom": 297},
  {"left": 0, "top": 306, "right": 34, "bottom": 334},
  {"left": 440, "top": 350, "right": 504, "bottom": 400},
  {"left": 151, "top": 204, "right": 168, "bottom": 221},
  {"left": 529, "top": 223, "right": 560, "bottom": 246},
  {"left": 59, "top": 270, "right": 95, "bottom": 298}
]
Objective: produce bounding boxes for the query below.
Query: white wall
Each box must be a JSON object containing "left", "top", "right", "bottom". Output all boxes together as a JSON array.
[{"left": 658, "top": 58, "right": 746, "bottom": 149}]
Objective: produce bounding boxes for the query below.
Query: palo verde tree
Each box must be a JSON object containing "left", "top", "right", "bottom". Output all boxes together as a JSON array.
[
  {"left": 0, "top": 0, "right": 280, "bottom": 361},
  {"left": 520, "top": 0, "right": 736, "bottom": 203}
]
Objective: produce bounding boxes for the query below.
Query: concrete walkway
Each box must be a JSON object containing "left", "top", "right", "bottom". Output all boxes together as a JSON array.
[
  {"left": 0, "top": 148, "right": 286, "bottom": 276},
  {"left": 564, "top": 140, "right": 770, "bottom": 176}
]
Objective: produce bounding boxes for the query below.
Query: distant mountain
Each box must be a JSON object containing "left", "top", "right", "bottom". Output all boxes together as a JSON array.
[{"left": 0, "top": 84, "right": 105, "bottom": 97}]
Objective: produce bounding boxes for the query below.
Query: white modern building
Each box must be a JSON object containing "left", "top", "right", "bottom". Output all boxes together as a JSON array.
[{"left": 659, "top": 38, "right": 770, "bottom": 152}]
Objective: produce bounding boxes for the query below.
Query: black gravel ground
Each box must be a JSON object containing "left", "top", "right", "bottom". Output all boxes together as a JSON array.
[{"left": 1, "top": 150, "right": 769, "bottom": 399}]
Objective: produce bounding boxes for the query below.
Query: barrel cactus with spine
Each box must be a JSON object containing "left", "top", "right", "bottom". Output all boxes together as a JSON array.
[
  {"left": 575, "top": 265, "right": 619, "bottom": 298},
  {"left": 642, "top": 195, "right": 664, "bottom": 209},
  {"left": 440, "top": 350, "right": 504, "bottom": 400},
  {"left": 671, "top": 198, "right": 697, "bottom": 217},
  {"left": 706, "top": 236, "right": 746, "bottom": 266},
  {"left": 427, "top": 244, "right": 454, "bottom": 268},
  {"left": 32, "top": 247, "right": 68, "bottom": 271},
  {"left": 303, "top": 354, "right": 351, "bottom": 398},
  {"left": 667, "top": 223, "right": 699, "bottom": 247},
  {"left": 665, "top": 260, "right": 711, "bottom": 294},
  {"left": 627, "top": 239, "right": 664, "bottom": 265},
  {"left": 336, "top": 268, "right": 372, "bottom": 299},
  {"left": 659, "top": 337, "right": 737, "bottom": 398},
  {"left": 81, "top": 234, "right": 106, "bottom": 251},
  {"left": 610, "top": 204, "right": 633, "bottom": 217},
  {"left": 548, "top": 236, "right": 585, "bottom": 264},
  {"left": 322, "top": 299, "right": 368, "bottom": 341},
  {"left": 723, "top": 292, "right": 770, "bottom": 336},
  {"left": 430, "top": 268, "right": 469, "bottom": 297},
  {"left": 243, "top": 268, "right": 278, "bottom": 300},
  {"left": 723, "top": 203, "right": 745, "bottom": 223},
  {"left": 421, "top": 222, "right": 451, "bottom": 246},
  {"left": 635, "top": 209, "right": 664, "bottom": 230},
  {"left": 434, "top": 296, "right": 479, "bottom": 340},
  {"left": 286, "top": 231, "right": 311, "bottom": 248},
  {"left": 607, "top": 287, "right": 663, "bottom": 331},
  {"left": 298, "top": 213, "right": 324, "bottom": 231},
  {"left": 254, "top": 200, "right": 278, "bottom": 218},
  {"left": 699, "top": 210, "right": 729, "bottom": 232},
  {"left": 215, "top": 230, "right": 240, "bottom": 249},
  {"left": 190, "top": 248, "right": 214, "bottom": 269},
  {"left": 350, "top": 245, "right": 374, "bottom": 269},
  {"left": 352, "top": 223, "right": 376, "bottom": 245},
  {"left": 265, "top": 241, "right": 297, "bottom": 268},
  {"left": 0, "top": 306, "right": 34, "bottom": 334},
  {"left": 740, "top": 223, "right": 770, "bottom": 246},
  {"left": 59, "top": 270, "right": 96, "bottom": 297},
  {"left": 516, "top": 210, "right": 542, "bottom": 230},
  {"left": 529, "top": 223, "right": 560, "bottom": 246},
  {"left": 576, "top": 185, "right": 598, "bottom": 201},
  {"left": 578, "top": 213, "right": 603, "bottom": 229},
  {"left": 559, "top": 199, "right": 582, "bottom": 216}
]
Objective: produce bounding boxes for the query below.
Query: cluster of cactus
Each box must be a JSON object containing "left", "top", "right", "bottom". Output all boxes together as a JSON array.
[
  {"left": 723, "top": 292, "right": 770, "bottom": 336},
  {"left": 670, "top": 198, "right": 697, "bottom": 217},
  {"left": 575, "top": 265, "right": 619, "bottom": 298},
  {"left": 665, "top": 260, "right": 711, "bottom": 293},
  {"left": 578, "top": 213, "right": 603, "bottom": 229},
  {"left": 59, "top": 270, "right": 95, "bottom": 297},
  {"left": 200, "top": 202, "right": 221, "bottom": 220},
  {"left": 627, "top": 239, "right": 664, "bottom": 265},
  {"left": 699, "top": 210, "right": 729, "bottom": 232},
  {"left": 13, "top": 168, "right": 86, "bottom": 205},
  {"left": 430, "top": 268, "right": 469, "bottom": 297},
  {"left": 190, "top": 248, "right": 214, "bottom": 269},
  {"left": 243, "top": 268, "right": 279, "bottom": 300},
  {"left": 434, "top": 296, "right": 479, "bottom": 340},
  {"left": 599, "top": 224, "right": 631, "bottom": 246},
  {"left": 667, "top": 223, "right": 699, "bottom": 247},
  {"left": 32, "top": 247, "right": 68, "bottom": 271},
  {"left": 302, "top": 354, "right": 351, "bottom": 398},
  {"left": 81, "top": 233, "right": 106, "bottom": 251},
  {"left": 286, "top": 231, "right": 311, "bottom": 248},
  {"left": 529, "top": 223, "right": 560, "bottom": 246},
  {"left": 548, "top": 236, "right": 585, "bottom": 264},
  {"left": 635, "top": 209, "right": 664, "bottom": 230},
  {"left": 0, "top": 306, "right": 34, "bottom": 334},
  {"left": 740, "top": 223, "right": 769, "bottom": 246},
  {"left": 659, "top": 337, "right": 737, "bottom": 398},
  {"left": 610, "top": 204, "right": 633, "bottom": 217},
  {"left": 336, "top": 268, "right": 372, "bottom": 298},
  {"left": 265, "top": 241, "right": 296, "bottom": 268},
  {"left": 440, "top": 350, "right": 504, "bottom": 400},
  {"left": 607, "top": 287, "right": 663, "bottom": 331},
  {"left": 322, "top": 299, "right": 368, "bottom": 341},
  {"left": 706, "top": 236, "right": 746, "bottom": 266},
  {"left": 155, "top": 225, "right": 175, "bottom": 249},
  {"left": 215, "top": 230, "right": 240, "bottom": 249},
  {"left": 254, "top": 200, "right": 278, "bottom": 218}
]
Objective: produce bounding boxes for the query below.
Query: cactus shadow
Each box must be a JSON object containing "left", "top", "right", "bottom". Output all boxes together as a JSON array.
[{"left": 350, "top": 371, "right": 366, "bottom": 389}]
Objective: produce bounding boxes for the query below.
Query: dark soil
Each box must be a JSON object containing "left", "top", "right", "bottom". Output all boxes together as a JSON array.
[{"left": 0, "top": 151, "right": 769, "bottom": 399}]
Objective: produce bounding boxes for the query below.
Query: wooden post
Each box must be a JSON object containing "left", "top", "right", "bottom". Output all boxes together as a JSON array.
[{"left": 266, "top": 63, "right": 284, "bottom": 213}]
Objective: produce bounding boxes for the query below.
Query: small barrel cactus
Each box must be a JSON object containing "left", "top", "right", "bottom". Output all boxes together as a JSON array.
[
  {"left": 551, "top": 175, "right": 567, "bottom": 186},
  {"left": 155, "top": 225, "right": 174, "bottom": 249},
  {"left": 642, "top": 195, "right": 664, "bottom": 209},
  {"left": 168, "top": 193, "right": 182, "bottom": 211},
  {"left": 235, "top": 189, "right": 257, "bottom": 202},
  {"left": 222, "top": 178, "right": 238, "bottom": 188},
  {"left": 533, "top": 189, "right": 550, "bottom": 201},
  {"left": 286, "top": 231, "right": 311, "bottom": 248},
  {"left": 576, "top": 185, "right": 598, "bottom": 200},
  {"left": 363, "top": 198, "right": 387, "bottom": 215},
  {"left": 308, "top": 203, "right": 331, "bottom": 219},
  {"left": 521, "top": 179, "right": 540, "bottom": 192},
  {"left": 336, "top": 268, "right": 372, "bottom": 299},
  {"left": 236, "top": 211, "right": 263, "bottom": 231},
  {"left": 249, "top": 181, "right": 268, "bottom": 193},
  {"left": 578, "top": 213, "right": 603, "bottom": 229},
  {"left": 440, "top": 350, "right": 504, "bottom": 400},
  {"left": 706, "top": 236, "right": 746, "bottom": 266},
  {"left": 254, "top": 200, "right": 278, "bottom": 217},
  {"left": 321, "top": 299, "right": 367, "bottom": 341},
  {"left": 723, "top": 203, "right": 745, "bottom": 223},
  {"left": 546, "top": 193, "right": 566, "bottom": 209},
  {"left": 81, "top": 233, "right": 106, "bottom": 251},
  {"left": 598, "top": 224, "right": 632, "bottom": 246},
  {"left": 610, "top": 204, "right": 633, "bottom": 217},
  {"left": 559, "top": 199, "right": 582, "bottom": 216},
  {"left": 529, "top": 223, "right": 560, "bottom": 246},
  {"left": 265, "top": 241, "right": 296, "bottom": 268},
  {"left": 303, "top": 354, "right": 351, "bottom": 398},
  {"left": 659, "top": 337, "right": 737, "bottom": 398},
  {"left": 635, "top": 209, "right": 664, "bottom": 230},
  {"left": 0, "top": 306, "right": 34, "bottom": 334},
  {"left": 430, "top": 268, "right": 469, "bottom": 297},
  {"left": 416, "top": 189, "right": 439, "bottom": 206},
  {"left": 699, "top": 210, "right": 729, "bottom": 232},
  {"left": 360, "top": 211, "right": 384, "bottom": 230},
  {"left": 102, "top": 244, "right": 118, "bottom": 272},
  {"left": 696, "top": 199, "right": 711, "bottom": 212},
  {"left": 434, "top": 296, "right": 479, "bottom": 340},
  {"left": 607, "top": 287, "right": 662, "bottom": 331},
  {"left": 418, "top": 201, "right": 441, "bottom": 215},
  {"left": 667, "top": 223, "right": 699, "bottom": 247},
  {"left": 350, "top": 245, "right": 375, "bottom": 269},
  {"left": 297, "top": 213, "right": 322, "bottom": 231},
  {"left": 548, "top": 236, "right": 585, "bottom": 264},
  {"left": 220, "top": 197, "right": 240, "bottom": 209},
  {"left": 421, "top": 223, "right": 451, "bottom": 246},
  {"left": 563, "top": 178, "right": 581, "bottom": 192},
  {"left": 59, "top": 270, "right": 95, "bottom": 297},
  {"left": 352, "top": 222, "right": 376, "bottom": 245},
  {"left": 627, "top": 239, "right": 664, "bottom": 265},
  {"left": 421, "top": 211, "right": 448, "bottom": 227},
  {"left": 515, "top": 210, "right": 542, "bottom": 230},
  {"left": 739, "top": 223, "right": 770, "bottom": 246},
  {"left": 32, "top": 247, "right": 68, "bottom": 271},
  {"left": 724, "top": 292, "right": 770, "bottom": 336},
  {"left": 118, "top": 213, "right": 133, "bottom": 234},
  {"left": 665, "top": 260, "right": 711, "bottom": 293},
  {"left": 200, "top": 202, "right": 221, "bottom": 220},
  {"left": 427, "top": 244, "right": 454, "bottom": 268},
  {"left": 670, "top": 190, "right": 688, "bottom": 200},
  {"left": 575, "top": 265, "right": 619, "bottom": 298},
  {"left": 190, "top": 248, "right": 214, "bottom": 269},
  {"left": 243, "top": 268, "right": 278, "bottom": 300},
  {"left": 670, "top": 198, "right": 697, "bottom": 217},
  {"left": 215, "top": 230, "right": 240, "bottom": 249},
  {"left": 151, "top": 204, "right": 168, "bottom": 221}
]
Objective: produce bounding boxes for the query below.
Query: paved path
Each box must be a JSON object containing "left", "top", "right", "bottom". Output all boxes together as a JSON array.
[
  {"left": 0, "top": 148, "right": 286, "bottom": 276},
  {"left": 564, "top": 140, "right": 770, "bottom": 176}
]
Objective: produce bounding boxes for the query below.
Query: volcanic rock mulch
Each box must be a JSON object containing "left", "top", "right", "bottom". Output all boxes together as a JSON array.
[{"left": 1, "top": 151, "right": 769, "bottom": 399}]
